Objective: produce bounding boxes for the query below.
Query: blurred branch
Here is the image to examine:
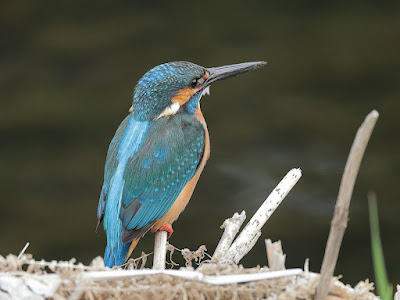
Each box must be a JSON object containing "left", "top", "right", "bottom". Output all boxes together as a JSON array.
[{"left": 315, "top": 110, "right": 379, "bottom": 300}]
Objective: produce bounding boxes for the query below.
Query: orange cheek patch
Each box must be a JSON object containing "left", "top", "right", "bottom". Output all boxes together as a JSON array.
[{"left": 172, "top": 88, "right": 196, "bottom": 105}]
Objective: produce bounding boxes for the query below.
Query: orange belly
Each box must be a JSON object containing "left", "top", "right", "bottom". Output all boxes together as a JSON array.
[{"left": 151, "top": 108, "right": 210, "bottom": 231}]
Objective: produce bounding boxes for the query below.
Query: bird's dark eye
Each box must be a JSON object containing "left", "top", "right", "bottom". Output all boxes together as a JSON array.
[
  {"left": 190, "top": 76, "right": 205, "bottom": 89},
  {"left": 190, "top": 78, "right": 198, "bottom": 88}
]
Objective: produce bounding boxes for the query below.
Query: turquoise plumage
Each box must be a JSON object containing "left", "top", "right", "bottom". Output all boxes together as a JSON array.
[{"left": 120, "top": 114, "right": 205, "bottom": 240}]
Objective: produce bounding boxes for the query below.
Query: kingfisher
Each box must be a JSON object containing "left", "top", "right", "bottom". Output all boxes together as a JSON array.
[{"left": 96, "top": 61, "right": 266, "bottom": 267}]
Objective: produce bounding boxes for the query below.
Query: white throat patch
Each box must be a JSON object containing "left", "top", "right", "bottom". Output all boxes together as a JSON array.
[
  {"left": 155, "top": 102, "right": 181, "bottom": 120},
  {"left": 152, "top": 86, "right": 211, "bottom": 120}
]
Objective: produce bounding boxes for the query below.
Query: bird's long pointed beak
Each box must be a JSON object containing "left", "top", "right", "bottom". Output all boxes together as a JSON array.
[{"left": 205, "top": 61, "right": 266, "bottom": 86}]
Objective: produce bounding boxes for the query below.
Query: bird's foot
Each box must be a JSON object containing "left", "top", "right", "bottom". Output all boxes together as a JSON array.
[{"left": 160, "top": 224, "right": 173, "bottom": 239}]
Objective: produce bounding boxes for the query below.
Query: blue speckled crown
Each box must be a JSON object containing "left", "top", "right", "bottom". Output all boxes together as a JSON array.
[{"left": 132, "top": 62, "right": 205, "bottom": 120}]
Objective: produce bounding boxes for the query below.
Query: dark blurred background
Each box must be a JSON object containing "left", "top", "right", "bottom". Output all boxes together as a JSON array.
[{"left": 1, "top": 0, "right": 399, "bottom": 286}]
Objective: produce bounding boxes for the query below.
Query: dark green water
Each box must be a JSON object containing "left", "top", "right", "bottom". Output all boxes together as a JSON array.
[{"left": 1, "top": 1, "right": 399, "bottom": 286}]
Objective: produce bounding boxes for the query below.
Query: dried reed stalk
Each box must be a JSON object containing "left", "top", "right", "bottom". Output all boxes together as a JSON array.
[{"left": 315, "top": 110, "right": 379, "bottom": 300}]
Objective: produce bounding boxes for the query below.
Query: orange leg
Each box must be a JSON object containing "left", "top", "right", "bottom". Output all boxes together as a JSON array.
[{"left": 160, "top": 224, "right": 174, "bottom": 239}]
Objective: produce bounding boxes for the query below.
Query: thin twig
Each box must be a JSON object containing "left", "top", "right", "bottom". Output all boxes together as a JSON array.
[
  {"left": 18, "top": 242, "right": 30, "bottom": 259},
  {"left": 223, "top": 168, "right": 302, "bottom": 263},
  {"left": 153, "top": 231, "right": 168, "bottom": 269},
  {"left": 315, "top": 110, "right": 379, "bottom": 300}
]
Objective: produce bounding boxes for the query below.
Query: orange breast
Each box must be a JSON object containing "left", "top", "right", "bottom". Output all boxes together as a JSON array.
[{"left": 151, "top": 108, "right": 210, "bottom": 230}]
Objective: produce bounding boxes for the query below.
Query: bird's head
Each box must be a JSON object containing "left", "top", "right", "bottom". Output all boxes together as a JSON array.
[{"left": 131, "top": 61, "right": 266, "bottom": 120}]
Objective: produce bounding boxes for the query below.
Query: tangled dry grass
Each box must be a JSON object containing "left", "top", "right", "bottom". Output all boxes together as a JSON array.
[{"left": 0, "top": 245, "right": 378, "bottom": 300}]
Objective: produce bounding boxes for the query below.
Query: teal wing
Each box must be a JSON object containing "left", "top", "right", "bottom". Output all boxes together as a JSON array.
[
  {"left": 96, "top": 115, "right": 131, "bottom": 231},
  {"left": 119, "top": 114, "right": 205, "bottom": 243}
]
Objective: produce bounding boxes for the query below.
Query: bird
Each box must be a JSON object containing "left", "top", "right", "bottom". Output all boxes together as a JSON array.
[{"left": 96, "top": 61, "right": 266, "bottom": 267}]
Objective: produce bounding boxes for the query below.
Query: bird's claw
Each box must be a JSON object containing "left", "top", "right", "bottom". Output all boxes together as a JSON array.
[{"left": 160, "top": 224, "right": 173, "bottom": 239}]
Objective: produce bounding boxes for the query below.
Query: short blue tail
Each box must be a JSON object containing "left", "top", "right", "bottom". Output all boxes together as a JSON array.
[
  {"left": 104, "top": 241, "right": 131, "bottom": 268},
  {"left": 101, "top": 116, "right": 151, "bottom": 268}
]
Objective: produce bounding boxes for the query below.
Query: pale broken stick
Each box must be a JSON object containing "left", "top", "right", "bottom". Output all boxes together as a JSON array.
[
  {"left": 214, "top": 168, "right": 302, "bottom": 264},
  {"left": 213, "top": 211, "right": 246, "bottom": 259},
  {"left": 265, "top": 239, "right": 286, "bottom": 271},
  {"left": 315, "top": 110, "right": 379, "bottom": 300}
]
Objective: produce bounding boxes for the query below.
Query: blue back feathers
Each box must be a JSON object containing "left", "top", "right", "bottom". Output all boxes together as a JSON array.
[
  {"left": 99, "top": 114, "right": 205, "bottom": 267},
  {"left": 99, "top": 116, "right": 150, "bottom": 267},
  {"left": 120, "top": 114, "right": 205, "bottom": 240}
]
